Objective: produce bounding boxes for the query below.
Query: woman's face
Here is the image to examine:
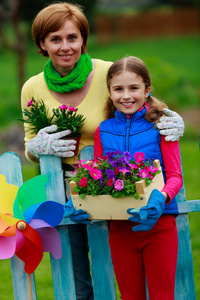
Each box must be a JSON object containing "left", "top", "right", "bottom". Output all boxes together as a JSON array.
[
  {"left": 40, "top": 20, "right": 83, "bottom": 76},
  {"left": 109, "top": 70, "right": 150, "bottom": 115}
]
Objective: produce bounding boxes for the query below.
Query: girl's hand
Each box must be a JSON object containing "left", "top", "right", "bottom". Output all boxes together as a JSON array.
[
  {"left": 27, "top": 125, "right": 76, "bottom": 158},
  {"left": 63, "top": 196, "right": 91, "bottom": 224},
  {"left": 157, "top": 108, "right": 184, "bottom": 141},
  {"left": 127, "top": 189, "right": 166, "bottom": 232}
]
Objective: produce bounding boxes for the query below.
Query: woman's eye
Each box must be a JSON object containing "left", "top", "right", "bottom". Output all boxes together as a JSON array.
[
  {"left": 69, "top": 35, "right": 76, "bottom": 41},
  {"left": 51, "top": 37, "right": 59, "bottom": 42}
]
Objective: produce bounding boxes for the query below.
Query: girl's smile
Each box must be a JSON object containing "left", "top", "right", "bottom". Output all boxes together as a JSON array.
[{"left": 109, "top": 71, "right": 150, "bottom": 115}]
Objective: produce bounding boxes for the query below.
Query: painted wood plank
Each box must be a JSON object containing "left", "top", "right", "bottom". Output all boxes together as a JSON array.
[
  {"left": 79, "top": 145, "right": 94, "bottom": 161},
  {"left": 87, "top": 221, "right": 117, "bottom": 300},
  {"left": 178, "top": 200, "right": 200, "bottom": 213},
  {"left": 39, "top": 155, "right": 76, "bottom": 300},
  {"left": 175, "top": 214, "right": 196, "bottom": 300},
  {"left": 79, "top": 146, "right": 117, "bottom": 299},
  {"left": 175, "top": 182, "right": 196, "bottom": 299},
  {"left": 0, "top": 152, "right": 37, "bottom": 300}
]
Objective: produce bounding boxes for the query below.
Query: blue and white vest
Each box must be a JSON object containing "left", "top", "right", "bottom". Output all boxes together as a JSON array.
[{"left": 99, "top": 109, "right": 179, "bottom": 215}]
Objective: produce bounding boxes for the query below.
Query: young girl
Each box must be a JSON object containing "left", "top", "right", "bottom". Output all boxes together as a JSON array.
[{"left": 93, "top": 56, "right": 183, "bottom": 300}]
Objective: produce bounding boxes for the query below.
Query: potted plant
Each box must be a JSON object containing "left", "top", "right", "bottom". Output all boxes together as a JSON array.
[
  {"left": 69, "top": 151, "right": 165, "bottom": 220},
  {"left": 20, "top": 97, "right": 86, "bottom": 155}
]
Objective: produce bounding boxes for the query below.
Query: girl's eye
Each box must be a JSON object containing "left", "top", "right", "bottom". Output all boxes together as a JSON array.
[{"left": 131, "top": 86, "right": 137, "bottom": 90}]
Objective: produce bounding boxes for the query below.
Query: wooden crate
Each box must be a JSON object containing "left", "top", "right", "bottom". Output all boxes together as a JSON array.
[{"left": 70, "top": 160, "right": 165, "bottom": 220}]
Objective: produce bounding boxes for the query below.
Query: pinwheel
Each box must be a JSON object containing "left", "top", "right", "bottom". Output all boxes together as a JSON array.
[{"left": 0, "top": 174, "right": 64, "bottom": 275}]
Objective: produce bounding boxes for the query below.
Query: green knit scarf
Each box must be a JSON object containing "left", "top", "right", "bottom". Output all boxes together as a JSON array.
[{"left": 43, "top": 53, "right": 93, "bottom": 93}]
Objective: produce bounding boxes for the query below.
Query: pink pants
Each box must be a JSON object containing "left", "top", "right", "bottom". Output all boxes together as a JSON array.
[{"left": 109, "top": 215, "right": 178, "bottom": 300}]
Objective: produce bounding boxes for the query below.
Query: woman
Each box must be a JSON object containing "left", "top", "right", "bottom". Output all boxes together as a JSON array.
[{"left": 21, "top": 3, "right": 184, "bottom": 299}]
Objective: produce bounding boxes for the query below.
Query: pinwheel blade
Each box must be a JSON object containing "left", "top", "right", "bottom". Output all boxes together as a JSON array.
[
  {"left": 0, "top": 175, "right": 18, "bottom": 215},
  {"left": 13, "top": 175, "right": 48, "bottom": 219},
  {"left": 15, "top": 223, "right": 43, "bottom": 274},
  {"left": 30, "top": 219, "right": 62, "bottom": 259},
  {"left": 23, "top": 201, "right": 64, "bottom": 227}
]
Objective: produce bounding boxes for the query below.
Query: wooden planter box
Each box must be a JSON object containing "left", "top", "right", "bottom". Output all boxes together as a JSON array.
[{"left": 70, "top": 160, "right": 164, "bottom": 220}]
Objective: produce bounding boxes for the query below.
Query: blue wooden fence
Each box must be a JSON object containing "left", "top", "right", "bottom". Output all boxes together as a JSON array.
[{"left": 0, "top": 147, "right": 199, "bottom": 300}]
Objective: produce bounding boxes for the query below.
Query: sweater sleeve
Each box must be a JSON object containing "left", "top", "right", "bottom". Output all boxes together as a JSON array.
[
  {"left": 160, "top": 135, "right": 183, "bottom": 201},
  {"left": 94, "top": 127, "right": 103, "bottom": 159}
]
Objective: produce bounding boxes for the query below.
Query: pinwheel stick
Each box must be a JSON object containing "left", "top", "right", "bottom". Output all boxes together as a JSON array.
[{"left": 27, "top": 274, "right": 33, "bottom": 300}]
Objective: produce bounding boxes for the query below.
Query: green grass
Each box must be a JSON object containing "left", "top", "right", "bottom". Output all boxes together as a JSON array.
[{"left": 0, "top": 34, "right": 199, "bottom": 298}]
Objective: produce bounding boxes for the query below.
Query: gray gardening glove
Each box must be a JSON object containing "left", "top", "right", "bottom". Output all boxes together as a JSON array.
[
  {"left": 157, "top": 108, "right": 184, "bottom": 141},
  {"left": 27, "top": 125, "right": 76, "bottom": 158}
]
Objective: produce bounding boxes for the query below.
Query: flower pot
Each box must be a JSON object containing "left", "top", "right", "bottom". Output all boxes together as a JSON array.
[
  {"left": 70, "top": 160, "right": 165, "bottom": 220},
  {"left": 62, "top": 136, "right": 81, "bottom": 156}
]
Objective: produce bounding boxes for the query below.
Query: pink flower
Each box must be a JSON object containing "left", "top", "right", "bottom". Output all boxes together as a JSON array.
[
  {"left": 119, "top": 168, "right": 130, "bottom": 175},
  {"left": 139, "top": 169, "right": 149, "bottom": 178},
  {"left": 82, "top": 164, "right": 92, "bottom": 171},
  {"left": 128, "top": 164, "right": 138, "bottom": 170},
  {"left": 79, "top": 177, "right": 87, "bottom": 188},
  {"left": 27, "top": 99, "right": 33, "bottom": 107},
  {"left": 59, "top": 105, "right": 68, "bottom": 110},
  {"left": 148, "top": 166, "right": 158, "bottom": 173},
  {"left": 107, "top": 178, "right": 114, "bottom": 186},
  {"left": 90, "top": 168, "right": 102, "bottom": 180},
  {"left": 68, "top": 106, "right": 77, "bottom": 112},
  {"left": 149, "top": 173, "right": 154, "bottom": 179},
  {"left": 114, "top": 179, "right": 124, "bottom": 191},
  {"left": 134, "top": 152, "right": 145, "bottom": 163}
]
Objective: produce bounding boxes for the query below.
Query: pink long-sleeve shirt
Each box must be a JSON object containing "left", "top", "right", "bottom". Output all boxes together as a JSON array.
[{"left": 94, "top": 127, "right": 183, "bottom": 202}]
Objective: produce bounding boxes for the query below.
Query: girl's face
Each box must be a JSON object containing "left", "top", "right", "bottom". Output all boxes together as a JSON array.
[
  {"left": 109, "top": 70, "right": 150, "bottom": 115},
  {"left": 40, "top": 20, "right": 83, "bottom": 77}
]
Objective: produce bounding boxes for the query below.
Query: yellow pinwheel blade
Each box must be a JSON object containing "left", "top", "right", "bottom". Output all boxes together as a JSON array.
[{"left": 0, "top": 175, "right": 18, "bottom": 215}]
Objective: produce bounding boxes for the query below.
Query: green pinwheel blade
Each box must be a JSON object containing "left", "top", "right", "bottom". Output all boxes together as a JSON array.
[{"left": 13, "top": 175, "right": 48, "bottom": 219}]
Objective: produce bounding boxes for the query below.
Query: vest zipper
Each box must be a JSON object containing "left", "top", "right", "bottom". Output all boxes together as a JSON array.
[{"left": 125, "top": 115, "right": 132, "bottom": 152}]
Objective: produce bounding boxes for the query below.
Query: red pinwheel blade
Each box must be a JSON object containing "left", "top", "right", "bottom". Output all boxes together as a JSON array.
[{"left": 15, "top": 222, "right": 43, "bottom": 274}]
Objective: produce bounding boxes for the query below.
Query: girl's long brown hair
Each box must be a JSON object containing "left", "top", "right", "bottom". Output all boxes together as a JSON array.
[{"left": 105, "top": 56, "right": 167, "bottom": 123}]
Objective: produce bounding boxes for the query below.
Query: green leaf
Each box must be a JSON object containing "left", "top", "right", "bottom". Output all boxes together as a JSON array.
[
  {"left": 73, "top": 186, "right": 79, "bottom": 192},
  {"left": 79, "top": 193, "right": 85, "bottom": 200}
]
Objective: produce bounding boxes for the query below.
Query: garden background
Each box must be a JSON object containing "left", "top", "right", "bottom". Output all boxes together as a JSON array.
[{"left": 0, "top": 0, "right": 199, "bottom": 299}]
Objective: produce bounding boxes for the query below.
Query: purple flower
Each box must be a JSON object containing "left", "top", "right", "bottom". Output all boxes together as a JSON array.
[
  {"left": 123, "top": 152, "right": 132, "bottom": 164},
  {"left": 105, "top": 169, "right": 116, "bottom": 179},
  {"left": 114, "top": 150, "right": 122, "bottom": 156},
  {"left": 106, "top": 152, "right": 115, "bottom": 164},
  {"left": 99, "top": 177, "right": 103, "bottom": 187}
]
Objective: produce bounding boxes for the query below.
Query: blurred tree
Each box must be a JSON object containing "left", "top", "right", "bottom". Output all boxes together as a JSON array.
[
  {"left": 21, "top": 0, "right": 98, "bottom": 32},
  {"left": 0, "top": 0, "right": 25, "bottom": 95}
]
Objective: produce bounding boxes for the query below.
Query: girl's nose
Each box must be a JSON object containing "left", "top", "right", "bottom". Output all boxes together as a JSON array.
[{"left": 123, "top": 90, "right": 130, "bottom": 99}]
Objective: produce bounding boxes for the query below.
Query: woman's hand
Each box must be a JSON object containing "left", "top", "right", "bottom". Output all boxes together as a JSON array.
[
  {"left": 157, "top": 108, "right": 184, "bottom": 141},
  {"left": 27, "top": 125, "right": 76, "bottom": 158}
]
